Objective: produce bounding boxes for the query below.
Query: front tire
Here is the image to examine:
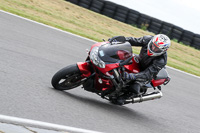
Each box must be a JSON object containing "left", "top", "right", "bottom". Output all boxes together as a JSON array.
[{"left": 51, "top": 64, "right": 83, "bottom": 90}]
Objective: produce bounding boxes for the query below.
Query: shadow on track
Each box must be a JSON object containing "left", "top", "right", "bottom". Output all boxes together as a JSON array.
[{"left": 57, "top": 90, "right": 161, "bottom": 126}]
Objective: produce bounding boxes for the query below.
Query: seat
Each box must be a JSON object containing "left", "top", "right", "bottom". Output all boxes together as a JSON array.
[{"left": 154, "top": 68, "right": 169, "bottom": 80}]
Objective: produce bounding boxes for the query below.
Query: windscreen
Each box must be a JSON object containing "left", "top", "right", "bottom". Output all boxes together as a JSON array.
[{"left": 98, "top": 42, "right": 132, "bottom": 63}]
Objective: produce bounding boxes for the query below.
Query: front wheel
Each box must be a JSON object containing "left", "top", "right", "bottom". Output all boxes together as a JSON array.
[{"left": 51, "top": 64, "right": 83, "bottom": 90}]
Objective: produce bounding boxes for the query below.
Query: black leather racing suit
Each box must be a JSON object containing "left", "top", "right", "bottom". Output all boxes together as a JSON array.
[{"left": 126, "top": 35, "right": 168, "bottom": 83}]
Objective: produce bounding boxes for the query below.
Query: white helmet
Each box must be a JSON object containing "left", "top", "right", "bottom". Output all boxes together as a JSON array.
[{"left": 147, "top": 34, "right": 171, "bottom": 56}]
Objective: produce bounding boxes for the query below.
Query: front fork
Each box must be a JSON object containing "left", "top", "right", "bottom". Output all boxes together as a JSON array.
[{"left": 103, "top": 67, "right": 128, "bottom": 98}]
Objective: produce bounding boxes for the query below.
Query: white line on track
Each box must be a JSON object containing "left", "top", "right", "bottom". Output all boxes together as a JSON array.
[
  {"left": 0, "top": 115, "right": 103, "bottom": 133},
  {"left": 167, "top": 66, "right": 200, "bottom": 79},
  {"left": 0, "top": 10, "right": 199, "bottom": 79}
]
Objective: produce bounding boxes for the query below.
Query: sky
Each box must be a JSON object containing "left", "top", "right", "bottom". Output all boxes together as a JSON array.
[{"left": 108, "top": 0, "right": 200, "bottom": 34}]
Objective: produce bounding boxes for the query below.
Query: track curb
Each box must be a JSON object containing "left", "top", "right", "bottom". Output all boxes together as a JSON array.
[{"left": 0, "top": 115, "right": 103, "bottom": 133}]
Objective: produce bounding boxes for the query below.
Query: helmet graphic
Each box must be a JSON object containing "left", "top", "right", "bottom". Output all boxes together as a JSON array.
[{"left": 147, "top": 34, "right": 171, "bottom": 56}]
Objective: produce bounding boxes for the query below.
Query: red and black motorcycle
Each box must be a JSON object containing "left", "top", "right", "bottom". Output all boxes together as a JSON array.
[{"left": 51, "top": 36, "right": 170, "bottom": 105}]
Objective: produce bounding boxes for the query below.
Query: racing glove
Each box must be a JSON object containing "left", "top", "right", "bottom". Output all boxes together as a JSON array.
[
  {"left": 123, "top": 72, "right": 136, "bottom": 81},
  {"left": 108, "top": 36, "right": 126, "bottom": 43}
]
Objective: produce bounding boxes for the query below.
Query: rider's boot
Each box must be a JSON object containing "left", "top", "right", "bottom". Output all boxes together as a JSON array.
[
  {"left": 115, "top": 83, "right": 141, "bottom": 105},
  {"left": 128, "top": 82, "right": 141, "bottom": 96}
]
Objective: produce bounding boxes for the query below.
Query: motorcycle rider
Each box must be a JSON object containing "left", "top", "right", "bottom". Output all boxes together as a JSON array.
[{"left": 110, "top": 34, "right": 171, "bottom": 104}]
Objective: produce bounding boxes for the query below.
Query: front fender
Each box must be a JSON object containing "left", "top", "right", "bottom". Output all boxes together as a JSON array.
[{"left": 77, "top": 62, "right": 91, "bottom": 77}]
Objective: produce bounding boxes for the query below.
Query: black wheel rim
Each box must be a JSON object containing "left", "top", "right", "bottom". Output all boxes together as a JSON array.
[{"left": 58, "top": 72, "right": 82, "bottom": 89}]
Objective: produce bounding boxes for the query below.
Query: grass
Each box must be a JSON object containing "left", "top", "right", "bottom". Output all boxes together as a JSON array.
[{"left": 0, "top": 0, "right": 199, "bottom": 76}]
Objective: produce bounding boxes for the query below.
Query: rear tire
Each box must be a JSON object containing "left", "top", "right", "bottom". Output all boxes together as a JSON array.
[{"left": 51, "top": 64, "right": 83, "bottom": 90}]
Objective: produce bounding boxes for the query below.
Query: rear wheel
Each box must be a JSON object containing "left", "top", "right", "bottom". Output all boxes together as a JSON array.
[{"left": 51, "top": 64, "right": 83, "bottom": 90}]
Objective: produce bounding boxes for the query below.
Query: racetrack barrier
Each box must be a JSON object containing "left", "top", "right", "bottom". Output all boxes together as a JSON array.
[
  {"left": 148, "top": 18, "right": 163, "bottom": 34},
  {"left": 89, "top": 0, "right": 104, "bottom": 13},
  {"left": 136, "top": 13, "right": 151, "bottom": 29},
  {"left": 170, "top": 26, "right": 184, "bottom": 42},
  {"left": 101, "top": 1, "right": 118, "bottom": 18},
  {"left": 192, "top": 34, "right": 200, "bottom": 49},
  {"left": 159, "top": 22, "right": 173, "bottom": 37},
  {"left": 126, "top": 9, "right": 140, "bottom": 26},
  {"left": 65, "top": 0, "right": 200, "bottom": 50},
  {"left": 67, "top": 0, "right": 79, "bottom": 4},
  {"left": 113, "top": 5, "right": 129, "bottom": 22},
  {"left": 180, "top": 30, "right": 195, "bottom": 46},
  {"left": 78, "top": 0, "right": 93, "bottom": 9}
]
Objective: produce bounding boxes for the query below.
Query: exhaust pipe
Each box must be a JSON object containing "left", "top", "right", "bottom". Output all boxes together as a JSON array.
[{"left": 125, "top": 91, "right": 163, "bottom": 104}]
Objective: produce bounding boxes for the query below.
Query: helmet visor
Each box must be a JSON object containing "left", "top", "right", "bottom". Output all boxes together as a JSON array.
[{"left": 149, "top": 41, "right": 162, "bottom": 53}]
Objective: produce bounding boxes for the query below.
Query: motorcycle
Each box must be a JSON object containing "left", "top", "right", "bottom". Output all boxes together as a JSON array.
[{"left": 51, "top": 36, "right": 170, "bottom": 105}]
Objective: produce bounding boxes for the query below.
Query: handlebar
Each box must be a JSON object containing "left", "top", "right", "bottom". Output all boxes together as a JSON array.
[{"left": 119, "top": 55, "right": 133, "bottom": 66}]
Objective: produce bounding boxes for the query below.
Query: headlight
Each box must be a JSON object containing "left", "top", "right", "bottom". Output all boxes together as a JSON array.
[{"left": 90, "top": 47, "right": 105, "bottom": 68}]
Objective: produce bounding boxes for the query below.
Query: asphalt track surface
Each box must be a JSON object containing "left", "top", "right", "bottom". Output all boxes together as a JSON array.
[{"left": 0, "top": 11, "right": 200, "bottom": 133}]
